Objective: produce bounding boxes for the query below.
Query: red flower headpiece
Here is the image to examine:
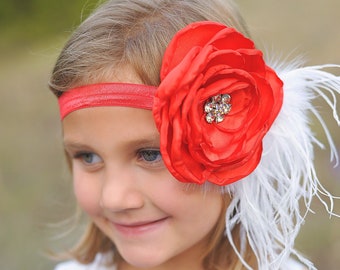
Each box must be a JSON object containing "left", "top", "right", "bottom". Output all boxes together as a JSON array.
[
  {"left": 59, "top": 21, "right": 283, "bottom": 186},
  {"left": 153, "top": 21, "right": 283, "bottom": 185}
]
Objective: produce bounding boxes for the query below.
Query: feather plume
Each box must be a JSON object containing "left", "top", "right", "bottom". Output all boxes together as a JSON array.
[{"left": 224, "top": 62, "right": 340, "bottom": 269}]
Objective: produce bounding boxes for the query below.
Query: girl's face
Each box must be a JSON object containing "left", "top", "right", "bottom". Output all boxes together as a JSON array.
[{"left": 62, "top": 87, "right": 224, "bottom": 270}]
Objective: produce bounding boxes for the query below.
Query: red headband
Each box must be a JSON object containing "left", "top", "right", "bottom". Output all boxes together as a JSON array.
[
  {"left": 57, "top": 21, "right": 283, "bottom": 186},
  {"left": 58, "top": 82, "right": 157, "bottom": 120}
]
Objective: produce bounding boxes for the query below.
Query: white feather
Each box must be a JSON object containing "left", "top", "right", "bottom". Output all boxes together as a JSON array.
[{"left": 224, "top": 62, "right": 340, "bottom": 269}]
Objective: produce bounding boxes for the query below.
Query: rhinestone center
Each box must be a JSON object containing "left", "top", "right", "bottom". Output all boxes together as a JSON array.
[{"left": 204, "top": 94, "right": 232, "bottom": 124}]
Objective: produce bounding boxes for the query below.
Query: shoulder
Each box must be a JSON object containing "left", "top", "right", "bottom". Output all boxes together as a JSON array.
[{"left": 54, "top": 254, "right": 116, "bottom": 270}]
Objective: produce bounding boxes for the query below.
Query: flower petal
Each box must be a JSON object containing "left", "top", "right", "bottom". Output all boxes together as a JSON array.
[{"left": 153, "top": 21, "right": 283, "bottom": 186}]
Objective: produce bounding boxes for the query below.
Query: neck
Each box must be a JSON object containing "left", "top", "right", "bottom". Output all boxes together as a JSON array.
[{"left": 117, "top": 238, "right": 207, "bottom": 270}]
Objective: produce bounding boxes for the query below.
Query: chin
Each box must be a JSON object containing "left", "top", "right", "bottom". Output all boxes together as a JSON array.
[
  {"left": 119, "top": 249, "right": 174, "bottom": 269},
  {"left": 122, "top": 257, "right": 166, "bottom": 269}
]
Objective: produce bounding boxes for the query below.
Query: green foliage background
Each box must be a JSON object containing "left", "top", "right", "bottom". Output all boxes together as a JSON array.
[
  {"left": 0, "top": 0, "right": 98, "bottom": 49},
  {"left": 0, "top": 0, "right": 339, "bottom": 269}
]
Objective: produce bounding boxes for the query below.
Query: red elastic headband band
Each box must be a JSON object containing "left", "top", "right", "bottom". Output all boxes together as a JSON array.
[{"left": 58, "top": 82, "right": 157, "bottom": 120}]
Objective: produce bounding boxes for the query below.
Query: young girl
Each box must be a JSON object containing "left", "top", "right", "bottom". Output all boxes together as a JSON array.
[{"left": 50, "top": 0, "right": 340, "bottom": 269}]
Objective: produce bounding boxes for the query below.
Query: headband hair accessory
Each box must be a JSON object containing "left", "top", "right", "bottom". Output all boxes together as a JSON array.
[
  {"left": 58, "top": 82, "right": 157, "bottom": 119},
  {"left": 59, "top": 21, "right": 284, "bottom": 186},
  {"left": 58, "top": 21, "right": 340, "bottom": 269}
]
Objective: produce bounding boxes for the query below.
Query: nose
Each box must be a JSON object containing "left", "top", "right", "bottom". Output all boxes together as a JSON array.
[{"left": 99, "top": 165, "right": 144, "bottom": 212}]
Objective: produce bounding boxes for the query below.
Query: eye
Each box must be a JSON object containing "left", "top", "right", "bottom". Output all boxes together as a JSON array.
[
  {"left": 138, "top": 149, "right": 162, "bottom": 163},
  {"left": 75, "top": 152, "right": 102, "bottom": 165}
]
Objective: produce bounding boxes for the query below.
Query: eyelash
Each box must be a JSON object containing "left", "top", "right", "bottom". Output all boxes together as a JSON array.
[
  {"left": 73, "top": 152, "right": 102, "bottom": 165},
  {"left": 71, "top": 149, "right": 162, "bottom": 165},
  {"left": 137, "top": 149, "right": 163, "bottom": 164}
]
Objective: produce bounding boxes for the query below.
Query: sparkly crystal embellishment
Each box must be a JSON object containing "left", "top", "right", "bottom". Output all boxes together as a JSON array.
[{"left": 204, "top": 94, "right": 232, "bottom": 124}]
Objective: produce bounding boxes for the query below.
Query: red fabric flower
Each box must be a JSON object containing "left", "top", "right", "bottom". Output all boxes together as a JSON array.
[{"left": 153, "top": 21, "right": 283, "bottom": 185}]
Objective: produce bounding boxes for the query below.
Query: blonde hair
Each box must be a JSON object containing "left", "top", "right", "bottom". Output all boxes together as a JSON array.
[
  {"left": 49, "top": 0, "right": 249, "bottom": 95},
  {"left": 50, "top": 0, "right": 255, "bottom": 268}
]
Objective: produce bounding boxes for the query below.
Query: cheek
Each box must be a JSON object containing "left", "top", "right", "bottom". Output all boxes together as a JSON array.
[
  {"left": 73, "top": 171, "right": 102, "bottom": 216},
  {"left": 179, "top": 189, "right": 223, "bottom": 225},
  {"left": 151, "top": 174, "right": 223, "bottom": 223}
]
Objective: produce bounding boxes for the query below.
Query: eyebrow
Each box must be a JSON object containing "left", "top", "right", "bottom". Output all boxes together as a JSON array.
[
  {"left": 63, "top": 134, "right": 161, "bottom": 152},
  {"left": 63, "top": 141, "right": 92, "bottom": 151}
]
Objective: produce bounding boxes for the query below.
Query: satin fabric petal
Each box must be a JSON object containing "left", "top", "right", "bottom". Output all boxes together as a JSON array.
[{"left": 153, "top": 21, "right": 283, "bottom": 185}]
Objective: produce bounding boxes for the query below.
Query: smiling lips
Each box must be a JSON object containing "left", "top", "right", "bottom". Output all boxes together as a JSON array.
[{"left": 112, "top": 217, "right": 169, "bottom": 236}]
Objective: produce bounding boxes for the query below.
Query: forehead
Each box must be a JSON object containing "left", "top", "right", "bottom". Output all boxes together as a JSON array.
[{"left": 62, "top": 106, "right": 159, "bottom": 147}]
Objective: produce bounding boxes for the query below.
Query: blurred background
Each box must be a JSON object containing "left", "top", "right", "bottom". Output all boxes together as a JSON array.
[{"left": 0, "top": 0, "right": 339, "bottom": 269}]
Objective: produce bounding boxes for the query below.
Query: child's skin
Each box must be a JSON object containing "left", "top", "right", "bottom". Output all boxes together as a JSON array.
[{"left": 62, "top": 67, "right": 225, "bottom": 270}]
